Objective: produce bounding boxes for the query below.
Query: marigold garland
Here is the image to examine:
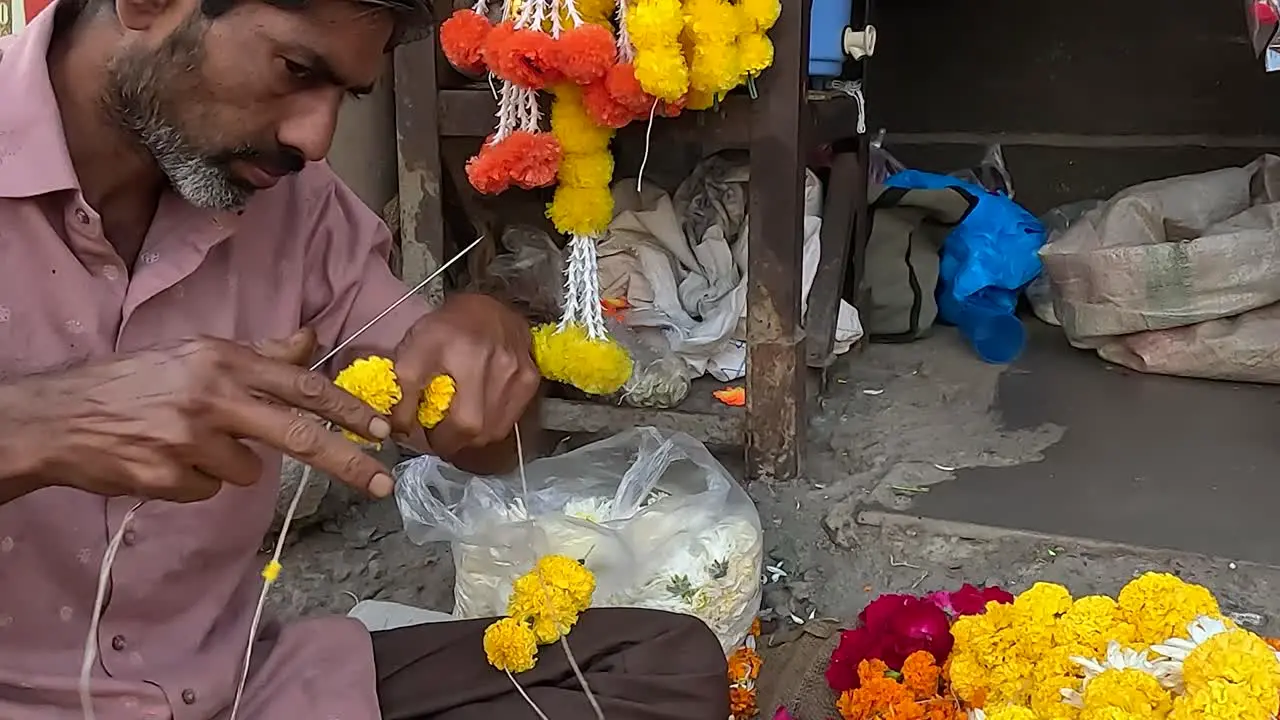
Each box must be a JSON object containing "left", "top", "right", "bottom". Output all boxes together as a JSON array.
[
  {"left": 484, "top": 554, "right": 597, "bottom": 672},
  {"left": 728, "top": 618, "right": 764, "bottom": 719},
  {"left": 532, "top": 321, "right": 632, "bottom": 395},
  {"left": 332, "top": 357, "right": 455, "bottom": 443}
]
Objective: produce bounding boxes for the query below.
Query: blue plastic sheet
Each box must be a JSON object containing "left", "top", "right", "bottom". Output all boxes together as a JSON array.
[{"left": 884, "top": 170, "right": 1047, "bottom": 363}]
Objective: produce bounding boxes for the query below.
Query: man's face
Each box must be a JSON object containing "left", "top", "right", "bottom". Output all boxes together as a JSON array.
[{"left": 101, "top": 0, "right": 393, "bottom": 210}]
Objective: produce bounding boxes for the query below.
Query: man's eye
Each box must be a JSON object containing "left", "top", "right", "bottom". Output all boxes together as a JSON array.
[{"left": 283, "top": 59, "right": 314, "bottom": 80}]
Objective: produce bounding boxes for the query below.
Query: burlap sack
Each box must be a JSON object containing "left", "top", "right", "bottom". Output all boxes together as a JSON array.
[
  {"left": 755, "top": 620, "right": 842, "bottom": 720},
  {"left": 1043, "top": 155, "right": 1280, "bottom": 343},
  {"left": 1041, "top": 155, "right": 1280, "bottom": 383}
]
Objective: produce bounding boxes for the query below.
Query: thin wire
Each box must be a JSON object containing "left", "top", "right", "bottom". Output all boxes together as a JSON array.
[
  {"left": 80, "top": 501, "right": 143, "bottom": 720},
  {"left": 310, "top": 235, "right": 485, "bottom": 372},
  {"left": 635, "top": 99, "right": 659, "bottom": 194}
]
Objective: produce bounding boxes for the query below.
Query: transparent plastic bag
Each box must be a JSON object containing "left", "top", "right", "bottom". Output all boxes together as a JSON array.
[
  {"left": 393, "top": 428, "right": 764, "bottom": 651},
  {"left": 473, "top": 225, "right": 565, "bottom": 323},
  {"left": 606, "top": 317, "right": 691, "bottom": 409}
]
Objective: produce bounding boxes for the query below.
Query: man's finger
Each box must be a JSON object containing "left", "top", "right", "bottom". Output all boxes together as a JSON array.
[
  {"left": 252, "top": 328, "right": 318, "bottom": 367},
  {"left": 223, "top": 398, "right": 394, "bottom": 497},
  {"left": 236, "top": 354, "right": 391, "bottom": 443},
  {"left": 192, "top": 435, "right": 264, "bottom": 487},
  {"left": 388, "top": 360, "right": 428, "bottom": 438}
]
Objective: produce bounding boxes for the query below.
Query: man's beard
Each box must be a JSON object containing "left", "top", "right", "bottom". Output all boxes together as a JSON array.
[{"left": 100, "top": 17, "right": 258, "bottom": 211}]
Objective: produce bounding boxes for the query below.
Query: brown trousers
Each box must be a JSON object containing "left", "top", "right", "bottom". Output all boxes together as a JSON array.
[{"left": 373, "top": 608, "right": 730, "bottom": 720}]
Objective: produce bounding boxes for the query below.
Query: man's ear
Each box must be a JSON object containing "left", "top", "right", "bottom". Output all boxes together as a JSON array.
[{"left": 114, "top": 0, "right": 195, "bottom": 33}]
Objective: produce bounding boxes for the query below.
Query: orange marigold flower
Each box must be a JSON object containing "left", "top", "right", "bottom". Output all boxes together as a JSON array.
[
  {"left": 550, "top": 23, "right": 617, "bottom": 85},
  {"left": 837, "top": 676, "right": 924, "bottom": 720},
  {"left": 856, "top": 658, "right": 890, "bottom": 686},
  {"left": 729, "top": 685, "right": 758, "bottom": 716},
  {"left": 440, "top": 9, "right": 491, "bottom": 74},
  {"left": 902, "top": 650, "right": 941, "bottom": 700},
  {"left": 728, "top": 647, "right": 763, "bottom": 683},
  {"left": 750, "top": 617, "right": 762, "bottom": 637}
]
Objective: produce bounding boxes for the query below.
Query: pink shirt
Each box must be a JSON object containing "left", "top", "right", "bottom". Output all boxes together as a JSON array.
[{"left": 0, "top": 8, "right": 430, "bottom": 720}]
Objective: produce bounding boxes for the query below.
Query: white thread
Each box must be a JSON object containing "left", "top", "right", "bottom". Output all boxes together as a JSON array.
[
  {"left": 561, "top": 636, "right": 605, "bottom": 720},
  {"left": 507, "top": 670, "right": 552, "bottom": 720},
  {"left": 227, "top": 237, "right": 484, "bottom": 720},
  {"left": 613, "top": 0, "right": 634, "bottom": 61},
  {"left": 550, "top": 0, "right": 564, "bottom": 37},
  {"left": 80, "top": 501, "right": 144, "bottom": 720},
  {"left": 635, "top": 99, "right": 659, "bottom": 194}
]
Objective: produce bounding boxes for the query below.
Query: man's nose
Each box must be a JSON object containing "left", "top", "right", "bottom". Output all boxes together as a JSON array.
[{"left": 276, "top": 90, "right": 343, "bottom": 164}]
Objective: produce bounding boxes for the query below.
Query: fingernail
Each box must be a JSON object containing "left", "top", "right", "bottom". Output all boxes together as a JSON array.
[
  {"left": 369, "top": 473, "right": 394, "bottom": 498},
  {"left": 368, "top": 417, "right": 391, "bottom": 440}
]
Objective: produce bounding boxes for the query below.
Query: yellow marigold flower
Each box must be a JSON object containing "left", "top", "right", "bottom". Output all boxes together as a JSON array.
[
  {"left": 1056, "top": 596, "right": 1135, "bottom": 656},
  {"left": 334, "top": 356, "right": 402, "bottom": 443},
  {"left": 1079, "top": 668, "right": 1172, "bottom": 719},
  {"left": 417, "top": 375, "right": 456, "bottom": 429},
  {"left": 738, "top": 0, "right": 780, "bottom": 32},
  {"left": 483, "top": 617, "right": 538, "bottom": 673},
  {"left": 1170, "top": 678, "right": 1276, "bottom": 720},
  {"left": 984, "top": 706, "right": 1037, "bottom": 720},
  {"left": 1181, "top": 628, "right": 1280, "bottom": 711},
  {"left": 532, "top": 322, "right": 633, "bottom": 396},
  {"left": 507, "top": 572, "right": 582, "bottom": 644},
  {"left": 534, "top": 555, "right": 596, "bottom": 613},
  {"left": 1118, "top": 573, "right": 1220, "bottom": 645}
]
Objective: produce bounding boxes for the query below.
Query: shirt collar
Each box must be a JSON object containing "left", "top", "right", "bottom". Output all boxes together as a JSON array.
[{"left": 0, "top": 3, "right": 81, "bottom": 199}]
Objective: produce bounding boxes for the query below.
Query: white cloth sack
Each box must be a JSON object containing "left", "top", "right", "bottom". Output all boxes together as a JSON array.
[{"left": 597, "top": 154, "right": 862, "bottom": 381}]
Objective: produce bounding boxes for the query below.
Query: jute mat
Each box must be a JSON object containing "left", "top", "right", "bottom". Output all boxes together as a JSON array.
[{"left": 755, "top": 619, "right": 843, "bottom": 719}]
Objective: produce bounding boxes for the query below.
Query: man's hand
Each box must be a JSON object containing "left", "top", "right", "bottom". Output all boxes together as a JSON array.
[
  {"left": 389, "top": 293, "right": 540, "bottom": 459},
  {"left": 0, "top": 329, "right": 394, "bottom": 503}
]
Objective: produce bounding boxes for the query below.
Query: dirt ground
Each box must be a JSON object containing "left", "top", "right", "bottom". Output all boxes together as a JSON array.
[{"left": 269, "top": 330, "right": 1280, "bottom": 637}]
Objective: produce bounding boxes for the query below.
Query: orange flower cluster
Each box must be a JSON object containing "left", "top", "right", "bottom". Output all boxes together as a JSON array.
[
  {"left": 835, "top": 652, "right": 963, "bottom": 720},
  {"left": 582, "top": 63, "right": 686, "bottom": 129},
  {"left": 442, "top": 10, "right": 617, "bottom": 89},
  {"left": 466, "top": 130, "right": 563, "bottom": 194},
  {"left": 728, "top": 618, "right": 764, "bottom": 719}
]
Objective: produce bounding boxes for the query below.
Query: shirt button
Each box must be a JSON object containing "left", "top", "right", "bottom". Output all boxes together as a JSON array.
[
  {"left": 111, "top": 635, "right": 126, "bottom": 651},
  {"left": 74, "top": 208, "right": 90, "bottom": 225},
  {"left": 122, "top": 530, "right": 137, "bottom": 546},
  {"left": 181, "top": 689, "right": 197, "bottom": 705}
]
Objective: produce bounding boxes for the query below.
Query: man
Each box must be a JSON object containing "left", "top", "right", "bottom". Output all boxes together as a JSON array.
[{"left": 0, "top": 0, "right": 731, "bottom": 716}]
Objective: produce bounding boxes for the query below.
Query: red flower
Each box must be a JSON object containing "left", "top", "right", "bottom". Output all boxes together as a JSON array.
[
  {"left": 877, "top": 597, "right": 953, "bottom": 670},
  {"left": 825, "top": 625, "right": 885, "bottom": 693},
  {"left": 929, "top": 584, "right": 1014, "bottom": 617},
  {"left": 827, "top": 594, "right": 956, "bottom": 693}
]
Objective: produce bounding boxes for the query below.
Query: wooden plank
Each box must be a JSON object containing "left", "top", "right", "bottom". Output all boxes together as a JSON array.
[
  {"left": 805, "top": 147, "right": 863, "bottom": 368},
  {"left": 746, "top": 0, "right": 811, "bottom": 481},
  {"left": 540, "top": 400, "right": 745, "bottom": 446},
  {"left": 393, "top": 32, "right": 445, "bottom": 302}
]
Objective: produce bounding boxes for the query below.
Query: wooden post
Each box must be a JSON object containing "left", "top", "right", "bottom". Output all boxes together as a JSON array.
[
  {"left": 747, "top": 0, "right": 811, "bottom": 480},
  {"left": 392, "top": 31, "right": 446, "bottom": 304}
]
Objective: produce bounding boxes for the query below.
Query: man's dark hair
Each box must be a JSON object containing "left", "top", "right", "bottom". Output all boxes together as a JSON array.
[
  {"left": 201, "top": 0, "right": 434, "bottom": 44},
  {"left": 70, "top": 0, "right": 434, "bottom": 46}
]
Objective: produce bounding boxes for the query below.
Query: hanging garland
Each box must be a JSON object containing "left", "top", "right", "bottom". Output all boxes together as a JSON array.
[{"left": 437, "top": 0, "right": 781, "bottom": 397}]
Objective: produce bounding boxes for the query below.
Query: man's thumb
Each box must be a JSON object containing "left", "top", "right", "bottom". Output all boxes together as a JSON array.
[{"left": 253, "top": 327, "right": 318, "bottom": 366}]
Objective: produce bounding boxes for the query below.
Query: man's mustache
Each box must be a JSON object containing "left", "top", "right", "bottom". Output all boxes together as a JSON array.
[{"left": 224, "top": 146, "right": 307, "bottom": 176}]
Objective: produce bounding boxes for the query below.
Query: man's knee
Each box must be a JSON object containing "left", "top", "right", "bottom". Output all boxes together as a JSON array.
[{"left": 630, "top": 609, "right": 727, "bottom": 674}]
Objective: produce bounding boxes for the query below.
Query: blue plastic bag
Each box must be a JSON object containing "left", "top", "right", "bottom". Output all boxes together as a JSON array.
[{"left": 884, "top": 170, "right": 1047, "bottom": 363}]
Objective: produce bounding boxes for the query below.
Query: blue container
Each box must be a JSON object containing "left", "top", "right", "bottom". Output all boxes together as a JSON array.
[{"left": 809, "top": 0, "right": 854, "bottom": 78}]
